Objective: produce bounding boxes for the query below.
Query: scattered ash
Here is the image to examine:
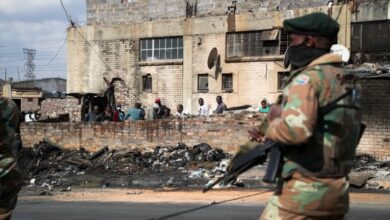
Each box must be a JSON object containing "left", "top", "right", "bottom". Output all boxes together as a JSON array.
[
  {"left": 17, "top": 141, "right": 229, "bottom": 190},
  {"left": 17, "top": 142, "right": 390, "bottom": 192},
  {"left": 349, "top": 154, "right": 390, "bottom": 190}
]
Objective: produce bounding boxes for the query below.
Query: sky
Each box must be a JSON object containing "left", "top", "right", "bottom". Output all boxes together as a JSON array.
[{"left": 0, "top": 0, "right": 86, "bottom": 81}]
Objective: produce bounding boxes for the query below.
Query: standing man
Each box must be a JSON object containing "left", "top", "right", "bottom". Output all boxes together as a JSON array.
[
  {"left": 215, "top": 96, "right": 227, "bottom": 114},
  {"left": 154, "top": 98, "right": 166, "bottom": 119},
  {"left": 113, "top": 105, "right": 125, "bottom": 122},
  {"left": 0, "top": 98, "right": 22, "bottom": 220},
  {"left": 103, "top": 106, "right": 113, "bottom": 121},
  {"left": 85, "top": 105, "right": 103, "bottom": 122},
  {"left": 197, "top": 98, "right": 209, "bottom": 116},
  {"left": 247, "top": 13, "right": 363, "bottom": 219},
  {"left": 175, "top": 104, "right": 188, "bottom": 118},
  {"left": 125, "top": 103, "right": 144, "bottom": 121},
  {"left": 103, "top": 77, "right": 116, "bottom": 108}
]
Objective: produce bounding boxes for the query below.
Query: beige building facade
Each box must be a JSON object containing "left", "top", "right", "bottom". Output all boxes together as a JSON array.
[{"left": 67, "top": 0, "right": 365, "bottom": 114}]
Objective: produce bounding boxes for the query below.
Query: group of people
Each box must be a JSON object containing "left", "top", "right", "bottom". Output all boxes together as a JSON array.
[
  {"left": 85, "top": 103, "right": 145, "bottom": 122},
  {"left": 84, "top": 98, "right": 183, "bottom": 122},
  {"left": 197, "top": 96, "right": 228, "bottom": 116},
  {"left": 85, "top": 95, "right": 233, "bottom": 122}
]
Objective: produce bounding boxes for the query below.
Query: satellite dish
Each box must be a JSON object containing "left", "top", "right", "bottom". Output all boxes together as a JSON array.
[
  {"left": 330, "top": 44, "right": 350, "bottom": 63},
  {"left": 207, "top": 48, "right": 218, "bottom": 69},
  {"left": 207, "top": 48, "right": 222, "bottom": 79}
]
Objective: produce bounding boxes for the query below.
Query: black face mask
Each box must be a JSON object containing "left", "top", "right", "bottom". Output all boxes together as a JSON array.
[{"left": 284, "top": 43, "right": 329, "bottom": 71}]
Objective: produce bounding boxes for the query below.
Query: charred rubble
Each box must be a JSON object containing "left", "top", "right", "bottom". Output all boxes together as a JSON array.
[
  {"left": 17, "top": 140, "right": 389, "bottom": 192},
  {"left": 17, "top": 141, "right": 229, "bottom": 190},
  {"left": 349, "top": 154, "right": 390, "bottom": 190}
]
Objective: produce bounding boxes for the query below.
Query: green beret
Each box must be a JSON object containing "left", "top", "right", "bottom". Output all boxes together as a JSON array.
[{"left": 283, "top": 12, "right": 339, "bottom": 37}]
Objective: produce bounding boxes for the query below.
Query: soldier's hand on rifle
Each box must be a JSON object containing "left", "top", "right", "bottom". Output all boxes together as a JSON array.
[
  {"left": 227, "top": 141, "right": 260, "bottom": 173},
  {"left": 248, "top": 127, "right": 265, "bottom": 142}
]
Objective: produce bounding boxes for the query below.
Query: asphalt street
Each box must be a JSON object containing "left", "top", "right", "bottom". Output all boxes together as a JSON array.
[{"left": 13, "top": 200, "right": 390, "bottom": 220}]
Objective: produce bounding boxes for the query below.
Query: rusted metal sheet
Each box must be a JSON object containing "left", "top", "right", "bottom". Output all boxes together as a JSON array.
[
  {"left": 260, "top": 29, "right": 279, "bottom": 41},
  {"left": 352, "top": 21, "right": 390, "bottom": 52},
  {"left": 227, "top": 14, "right": 236, "bottom": 32}
]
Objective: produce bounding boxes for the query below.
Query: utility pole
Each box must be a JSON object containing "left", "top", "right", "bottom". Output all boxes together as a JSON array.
[
  {"left": 23, "top": 48, "right": 36, "bottom": 81},
  {"left": 4, "top": 68, "right": 6, "bottom": 81}
]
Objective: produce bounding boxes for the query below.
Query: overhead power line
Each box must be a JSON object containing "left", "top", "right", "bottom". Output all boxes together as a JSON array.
[
  {"left": 0, "top": 38, "right": 67, "bottom": 45},
  {"left": 60, "top": 0, "right": 76, "bottom": 27},
  {"left": 47, "top": 38, "right": 67, "bottom": 66}
]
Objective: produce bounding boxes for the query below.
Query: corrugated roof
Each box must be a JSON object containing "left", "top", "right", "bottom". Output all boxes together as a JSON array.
[{"left": 12, "top": 78, "right": 66, "bottom": 92}]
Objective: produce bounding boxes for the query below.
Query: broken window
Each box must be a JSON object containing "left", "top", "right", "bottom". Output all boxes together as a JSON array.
[
  {"left": 185, "top": 0, "right": 197, "bottom": 18},
  {"left": 226, "top": 29, "right": 290, "bottom": 58},
  {"left": 198, "top": 74, "right": 208, "bottom": 92},
  {"left": 142, "top": 74, "right": 152, "bottom": 92},
  {"left": 279, "top": 29, "right": 290, "bottom": 55},
  {"left": 222, "top": 73, "right": 233, "bottom": 91},
  {"left": 278, "top": 71, "right": 290, "bottom": 91},
  {"left": 140, "top": 37, "right": 183, "bottom": 61},
  {"left": 352, "top": 20, "right": 390, "bottom": 53}
]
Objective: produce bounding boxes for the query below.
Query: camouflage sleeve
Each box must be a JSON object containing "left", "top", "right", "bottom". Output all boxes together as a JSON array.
[
  {"left": 0, "top": 98, "right": 19, "bottom": 131},
  {"left": 0, "top": 97, "right": 19, "bottom": 169},
  {"left": 265, "top": 73, "right": 318, "bottom": 144},
  {"left": 0, "top": 98, "right": 21, "bottom": 218}
]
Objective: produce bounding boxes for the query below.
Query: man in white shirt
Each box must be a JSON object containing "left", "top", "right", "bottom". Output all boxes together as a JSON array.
[
  {"left": 198, "top": 98, "right": 209, "bottom": 116},
  {"left": 175, "top": 104, "right": 189, "bottom": 118}
]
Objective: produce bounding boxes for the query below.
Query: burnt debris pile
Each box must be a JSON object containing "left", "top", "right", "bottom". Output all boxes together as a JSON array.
[
  {"left": 17, "top": 141, "right": 389, "bottom": 190},
  {"left": 348, "top": 154, "right": 390, "bottom": 190},
  {"left": 17, "top": 141, "right": 228, "bottom": 188}
]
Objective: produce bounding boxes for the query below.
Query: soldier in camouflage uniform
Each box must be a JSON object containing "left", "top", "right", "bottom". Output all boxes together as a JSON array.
[
  {"left": 245, "top": 13, "right": 363, "bottom": 219},
  {"left": 0, "top": 97, "right": 22, "bottom": 220}
]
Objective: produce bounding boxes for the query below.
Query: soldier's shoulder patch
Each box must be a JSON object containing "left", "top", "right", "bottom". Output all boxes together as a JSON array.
[{"left": 293, "top": 75, "right": 310, "bottom": 85}]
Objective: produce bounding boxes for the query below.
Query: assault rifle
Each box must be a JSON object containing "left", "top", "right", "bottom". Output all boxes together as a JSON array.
[
  {"left": 203, "top": 141, "right": 282, "bottom": 193},
  {"left": 204, "top": 82, "right": 365, "bottom": 193}
]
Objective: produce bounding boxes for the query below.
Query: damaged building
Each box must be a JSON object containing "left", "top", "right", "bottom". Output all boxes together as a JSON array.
[
  {"left": 68, "top": 0, "right": 356, "bottom": 115},
  {"left": 0, "top": 78, "right": 77, "bottom": 120},
  {"left": 68, "top": 0, "right": 389, "bottom": 112},
  {"left": 19, "top": 0, "right": 385, "bottom": 161}
]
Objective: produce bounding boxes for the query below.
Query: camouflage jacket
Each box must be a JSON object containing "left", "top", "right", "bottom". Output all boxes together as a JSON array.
[
  {"left": 0, "top": 97, "right": 19, "bottom": 178},
  {"left": 264, "top": 54, "right": 362, "bottom": 216}
]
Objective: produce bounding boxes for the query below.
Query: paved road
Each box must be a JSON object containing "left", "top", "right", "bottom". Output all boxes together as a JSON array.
[{"left": 13, "top": 200, "right": 390, "bottom": 220}]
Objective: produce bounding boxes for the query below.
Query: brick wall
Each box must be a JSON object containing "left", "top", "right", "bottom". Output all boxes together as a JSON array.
[
  {"left": 67, "top": 35, "right": 139, "bottom": 108},
  {"left": 190, "top": 33, "right": 284, "bottom": 113},
  {"left": 20, "top": 113, "right": 266, "bottom": 153},
  {"left": 40, "top": 98, "right": 80, "bottom": 119},
  {"left": 358, "top": 79, "right": 390, "bottom": 160},
  {"left": 98, "top": 39, "right": 139, "bottom": 108},
  {"left": 20, "top": 98, "right": 40, "bottom": 112},
  {"left": 67, "top": 100, "right": 82, "bottom": 122},
  {"left": 86, "top": 0, "right": 331, "bottom": 26},
  {"left": 139, "top": 65, "right": 184, "bottom": 110},
  {"left": 20, "top": 109, "right": 390, "bottom": 160}
]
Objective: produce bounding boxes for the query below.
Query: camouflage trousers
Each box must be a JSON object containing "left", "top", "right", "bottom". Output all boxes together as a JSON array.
[
  {"left": 0, "top": 168, "right": 22, "bottom": 220},
  {"left": 259, "top": 201, "right": 345, "bottom": 220}
]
